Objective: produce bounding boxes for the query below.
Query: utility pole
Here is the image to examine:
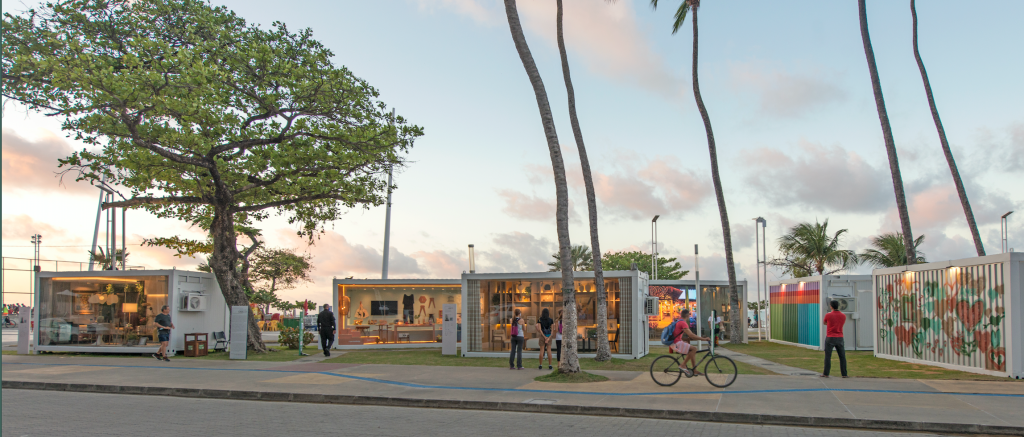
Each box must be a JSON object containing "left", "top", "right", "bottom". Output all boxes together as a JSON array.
[
  {"left": 1002, "top": 211, "right": 1014, "bottom": 253},
  {"left": 381, "top": 108, "right": 396, "bottom": 280},
  {"left": 695, "top": 244, "right": 701, "bottom": 349},
  {"left": 30, "top": 234, "right": 42, "bottom": 314},
  {"left": 651, "top": 215, "right": 660, "bottom": 280},
  {"left": 754, "top": 217, "right": 767, "bottom": 341}
]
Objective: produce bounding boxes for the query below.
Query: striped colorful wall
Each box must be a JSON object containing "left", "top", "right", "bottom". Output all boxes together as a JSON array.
[{"left": 770, "top": 281, "right": 821, "bottom": 347}]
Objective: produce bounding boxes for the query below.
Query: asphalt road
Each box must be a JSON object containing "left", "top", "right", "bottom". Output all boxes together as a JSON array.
[{"left": 1, "top": 389, "right": 948, "bottom": 437}]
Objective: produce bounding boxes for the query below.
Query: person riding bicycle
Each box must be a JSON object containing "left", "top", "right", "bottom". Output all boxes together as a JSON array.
[{"left": 668, "top": 309, "right": 711, "bottom": 377}]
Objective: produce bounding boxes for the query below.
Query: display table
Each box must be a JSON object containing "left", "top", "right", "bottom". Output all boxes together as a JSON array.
[{"left": 369, "top": 323, "right": 439, "bottom": 343}]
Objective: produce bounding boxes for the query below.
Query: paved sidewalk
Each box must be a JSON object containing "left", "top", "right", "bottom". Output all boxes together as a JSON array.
[
  {"left": 3, "top": 354, "right": 1023, "bottom": 434},
  {"left": 715, "top": 347, "right": 819, "bottom": 376}
]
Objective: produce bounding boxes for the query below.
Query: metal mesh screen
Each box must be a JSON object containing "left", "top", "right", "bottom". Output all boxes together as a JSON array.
[
  {"left": 467, "top": 280, "right": 481, "bottom": 352},
  {"left": 619, "top": 277, "right": 632, "bottom": 355}
]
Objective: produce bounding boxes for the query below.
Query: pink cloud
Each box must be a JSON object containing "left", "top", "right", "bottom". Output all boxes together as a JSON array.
[
  {"left": 2, "top": 128, "right": 95, "bottom": 195},
  {"left": 729, "top": 61, "right": 846, "bottom": 118},
  {"left": 496, "top": 189, "right": 582, "bottom": 223}
]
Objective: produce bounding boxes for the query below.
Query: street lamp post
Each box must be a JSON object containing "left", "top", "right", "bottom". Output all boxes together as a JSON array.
[
  {"left": 753, "top": 217, "right": 767, "bottom": 341},
  {"left": 651, "top": 215, "right": 660, "bottom": 280},
  {"left": 30, "top": 234, "right": 42, "bottom": 318},
  {"left": 1002, "top": 211, "right": 1014, "bottom": 253}
]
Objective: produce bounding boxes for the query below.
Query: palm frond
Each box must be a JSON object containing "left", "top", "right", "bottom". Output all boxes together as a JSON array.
[{"left": 650, "top": 0, "right": 691, "bottom": 35}]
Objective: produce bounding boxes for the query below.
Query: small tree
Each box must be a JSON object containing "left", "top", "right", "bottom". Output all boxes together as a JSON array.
[
  {"left": 3, "top": 0, "right": 422, "bottom": 351},
  {"left": 87, "top": 248, "right": 129, "bottom": 270},
  {"left": 600, "top": 251, "right": 689, "bottom": 280},
  {"left": 248, "top": 247, "right": 313, "bottom": 315}
]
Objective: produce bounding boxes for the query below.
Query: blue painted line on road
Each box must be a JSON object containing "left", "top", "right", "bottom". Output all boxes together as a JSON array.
[{"left": 4, "top": 361, "right": 1024, "bottom": 398}]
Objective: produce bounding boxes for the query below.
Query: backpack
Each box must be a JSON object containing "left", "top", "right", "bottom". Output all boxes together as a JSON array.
[
  {"left": 510, "top": 318, "right": 520, "bottom": 336},
  {"left": 661, "top": 320, "right": 680, "bottom": 345}
]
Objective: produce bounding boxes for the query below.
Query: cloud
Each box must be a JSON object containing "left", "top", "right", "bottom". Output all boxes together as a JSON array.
[
  {"left": 707, "top": 222, "right": 755, "bottom": 251},
  {"left": 410, "top": 250, "right": 466, "bottom": 277},
  {"left": 280, "top": 230, "right": 426, "bottom": 280},
  {"left": 421, "top": 0, "right": 681, "bottom": 96},
  {"left": 2, "top": 128, "right": 95, "bottom": 195},
  {"left": 479, "top": 231, "right": 555, "bottom": 273},
  {"left": 496, "top": 189, "right": 582, "bottom": 223},
  {"left": 743, "top": 140, "right": 891, "bottom": 213},
  {"left": 730, "top": 61, "right": 846, "bottom": 118}
]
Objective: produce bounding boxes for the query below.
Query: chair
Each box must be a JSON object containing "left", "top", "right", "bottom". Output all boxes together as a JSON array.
[
  {"left": 608, "top": 326, "right": 619, "bottom": 353},
  {"left": 491, "top": 329, "right": 508, "bottom": 351},
  {"left": 212, "top": 331, "right": 228, "bottom": 352}
]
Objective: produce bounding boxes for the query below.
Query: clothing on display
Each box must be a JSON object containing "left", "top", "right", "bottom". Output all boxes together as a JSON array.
[{"left": 355, "top": 302, "right": 368, "bottom": 319}]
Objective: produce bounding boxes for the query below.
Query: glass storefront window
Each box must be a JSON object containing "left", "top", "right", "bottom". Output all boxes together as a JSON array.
[
  {"left": 38, "top": 275, "right": 168, "bottom": 347},
  {"left": 338, "top": 284, "right": 460, "bottom": 344},
  {"left": 475, "top": 278, "right": 623, "bottom": 353}
]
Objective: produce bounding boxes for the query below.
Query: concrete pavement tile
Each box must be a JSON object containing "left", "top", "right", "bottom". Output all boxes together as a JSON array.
[
  {"left": 920, "top": 379, "right": 1024, "bottom": 395},
  {"left": 842, "top": 403, "right": 1011, "bottom": 426},
  {"left": 949, "top": 395, "right": 1024, "bottom": 427},
  {"left": 7, "top": 365, "right": 113, "bottom": 375},
  {"left": 260, "top": 373, "right": 351, "bottom": 384},
  {"left": 833, "top": 390, "right": 975, "bottom": 409},
  {"left": 716, "top": 391, "right": 854, "bottom": 418}
]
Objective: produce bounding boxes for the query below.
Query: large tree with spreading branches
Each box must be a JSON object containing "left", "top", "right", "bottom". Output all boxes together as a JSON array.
[{"left": 2, "top": 0, "right": 422, "bottom": 351}]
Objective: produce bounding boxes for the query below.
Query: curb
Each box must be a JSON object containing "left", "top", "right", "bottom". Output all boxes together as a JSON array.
[{"left": 3, "top": 380, "right": 1021, "bottom": 435}]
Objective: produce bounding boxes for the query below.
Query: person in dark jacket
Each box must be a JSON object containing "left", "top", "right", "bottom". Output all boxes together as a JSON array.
[{"left": 317, "top": 304, "right": 336, "bottom": 356}]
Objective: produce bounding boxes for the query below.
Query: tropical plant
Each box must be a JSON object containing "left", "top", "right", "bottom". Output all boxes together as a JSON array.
[
  {"left": 860, "top": 232, "right": 926, "bottom": 268},
  {"left": 910, "top": 0, "right": 984, "bottom": 257},
  {"left": 3, "top": 0, "right": 421, "bottom": 352},
  {"left": 503, "top": 0, "right": 579, "bottom": 373},
  {"left": 857, "top": 0, "right": 916, "bottom": 264},
  {"left": 278, "top": 327, "right": 314, "bottom": 349},
  {"left": 555, "top": 0, "right": 611, "bottom": 362},
  {"left": 87, "top": 248, "right": 129, "bottom": 270},
  {"left": 768, "top": 220, "right": 859, "bottom": 278},
  {"left": 600, "top": 251, "right": 689, "bottom": 280},
  {"left": 547, "top": 244, "right": 594, "bottom": 272},
  {"left": 650, "top": 0, "right": 741, "bottom": 344}
]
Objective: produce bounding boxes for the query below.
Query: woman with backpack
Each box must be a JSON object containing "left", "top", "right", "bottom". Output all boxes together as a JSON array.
[
  {"left": 536, "top": 308, "right": 555, "bottom": 370},
  {"left": 666, "top": 309, "right": 710, "bottom": 377},
  {"left": 509, "top": 308, "right": 526, "bottom": 370}
]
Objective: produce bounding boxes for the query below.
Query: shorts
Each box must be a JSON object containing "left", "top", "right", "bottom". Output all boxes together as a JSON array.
[
  {"left": 158, "top": 331, "right": 170, "bottom": 342},
  {"left": 671, "top": 340, "right": 691, "bottom": 355}
]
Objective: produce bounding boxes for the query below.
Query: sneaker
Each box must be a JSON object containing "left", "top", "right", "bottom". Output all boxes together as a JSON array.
[
  {"left": 162, "top": 356, "right": 171, "bottom": 362},
  {"left": 548, "top": 365, "right": 552, "bottom": 370},
  {"left": 538, "top": 365, "right": 543, "bottom": 370},
  {"left": 517, "top": 367, "right": 524, "bottom": 370},
  {"left": 510, "top": 367, "right": 515, "bottom": 370},
  {"left": 152, "top": 353, "right": 161, "bottom": 360}
]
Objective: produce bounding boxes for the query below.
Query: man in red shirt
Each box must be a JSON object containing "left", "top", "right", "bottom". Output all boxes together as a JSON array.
[{"left": 822, "top": 300, "right": 848, "bottom": 378}]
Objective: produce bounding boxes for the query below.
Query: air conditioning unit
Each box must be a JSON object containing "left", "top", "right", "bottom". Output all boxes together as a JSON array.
[
  {"left": 644, "top": 296, "right": 659, "bottom": 316},
  {"left": 829, "top": 297, "right": 855, "bottom": 312},
  {"left": 181, "top": 293, "right": 208, "bottom": 311}
]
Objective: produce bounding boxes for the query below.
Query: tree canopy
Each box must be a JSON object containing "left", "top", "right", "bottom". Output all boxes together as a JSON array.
[
  {"left": 2, "top": 0, "right": 422, "bottom": 351},
  {"left": 860, "top": 232, "right": 926, "bottom": 268},
  {"left": 547, "top": 244, "right": 594, "bottom": 272},
  {"left": 769, "top": 220, "right": 858, "bottom": 278},
  {"left": 600, "top": 250, "right": 689, "bottom": 280}
]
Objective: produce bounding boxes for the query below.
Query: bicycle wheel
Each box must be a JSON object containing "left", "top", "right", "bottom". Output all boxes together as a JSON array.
[
  {"left": 650, "top": 355, "right": 683, "bottom": 386},
  {"left": 704, "top": 355, "right": 738, "bottom": 388}
]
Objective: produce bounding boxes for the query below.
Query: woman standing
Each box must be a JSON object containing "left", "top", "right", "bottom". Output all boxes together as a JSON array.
[
  {"left": 536, "top": 309, "right": 555, "bottom": 370},
  {"left": 509, "top": 308, "right": 525, "bottom": 370}
]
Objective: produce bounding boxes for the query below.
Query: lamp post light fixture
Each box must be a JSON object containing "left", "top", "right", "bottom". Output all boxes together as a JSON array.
[
  {"left": 1002, "top": 211, "right": 1014, "bottom": 253},
  {"left": 651, "top": 215, "right": 660, "bottom": 280}
]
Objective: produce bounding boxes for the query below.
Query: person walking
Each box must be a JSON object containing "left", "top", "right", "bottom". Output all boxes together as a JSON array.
[
  {"left": 822, "top": 300, "right": 849, "bottom": 378},
  {"left": 317, "top": 304, "right": 336, "bottom": 357},
  {"left": 555, "top": 309, "right": 563, "bottom": 364},
  {"left": 536, "top": 308, "right": 555, "bottom": 370},
  {"left": 508, "top": 308, "right": 525, "bottom": 370},
  {"left": 153, "top": 305, "right": 174, "bottom": 361},
  {"left": 708, "top": 313, "right": 723, "bottom": 346}
]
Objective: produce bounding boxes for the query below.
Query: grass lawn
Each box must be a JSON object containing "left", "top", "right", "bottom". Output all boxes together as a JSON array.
[
  {"left": 324, "top": 346, "right": 775, "bottom": 375},
  {"left": 535, "top": 370, "right": 609, "bottom": 383},
  {"left": 721, "top": 341, "right": 1021, "bottom": 381}
]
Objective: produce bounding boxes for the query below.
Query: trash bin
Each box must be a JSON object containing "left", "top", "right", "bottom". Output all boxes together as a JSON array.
[{"left": 184, "top": 333, "right": 209, "bottom": 357}]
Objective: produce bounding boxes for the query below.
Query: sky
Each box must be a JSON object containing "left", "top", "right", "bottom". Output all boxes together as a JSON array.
[{"left": 3, "top": 0, "right": 1022, "bottom": 307}]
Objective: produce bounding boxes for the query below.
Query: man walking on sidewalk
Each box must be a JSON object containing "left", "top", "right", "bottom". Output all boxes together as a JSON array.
[
  {"left": 154, "top": 305, "right": 174, "bottom": 362},
  {"left": 821, "top": 300, "right": 848, "bottom": 378},
  {"left": 317, "top": 304, "right": 336, "bottom": 357}
]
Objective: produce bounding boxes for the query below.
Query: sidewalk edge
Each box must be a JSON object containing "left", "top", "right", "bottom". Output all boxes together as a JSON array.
[{"left": 3, "top": 380, "right": 1019, "bottom": 435}]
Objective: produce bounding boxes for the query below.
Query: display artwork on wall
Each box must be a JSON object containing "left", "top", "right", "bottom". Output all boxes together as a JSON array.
[
  {"left": 769, "top": 282, "right": 821, "bottom": 347},
  {"left": 73, "top": 292, "right": 95, "bottom": 315},
  {"left": 875, "top": 263, "right": 1006, "bottom": 372}
]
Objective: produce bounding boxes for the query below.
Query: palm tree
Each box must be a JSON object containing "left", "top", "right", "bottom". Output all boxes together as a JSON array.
[
  {"left": 650, "top": 0, "right": 741, "bottom": 344},
  {"left": 910, "top": 0, "right": 984, "bottom": 257},
  {"left": 88, "top": 248, "right": 129, "bottom": 270},
  {"left": 860, "top": 232, "right": 927, "bottom": 268},
  {"left": 555, "top": 0, "right": 611, "bottom": 361},
  {"left": 548, "top": 244, "right": 594, "bottom": 272},
  {"left": 502, "top": 0, "right": 580, "bottom": 373},
  {"left": 858, "top": 0, "right": 916, "bottom": 265},
  {"left": 769, "top": 220, "right": 858, "bottom": 278}
]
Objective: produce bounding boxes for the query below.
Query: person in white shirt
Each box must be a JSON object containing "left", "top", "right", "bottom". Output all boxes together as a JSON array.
[{"left": 708, "top": 315, "right": 723, "bottom": 345}]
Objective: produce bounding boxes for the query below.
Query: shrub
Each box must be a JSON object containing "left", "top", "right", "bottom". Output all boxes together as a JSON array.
[{"left": 278, "top": 327, "right": 314, "bottom": 349}]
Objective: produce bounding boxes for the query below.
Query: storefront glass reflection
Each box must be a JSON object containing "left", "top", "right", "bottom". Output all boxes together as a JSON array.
[
  {"left": 338, "top": 284, "right": 460, "bottom": 344},
  {"left": 38, "top": 276, "right": 168, "bottom": 347}
]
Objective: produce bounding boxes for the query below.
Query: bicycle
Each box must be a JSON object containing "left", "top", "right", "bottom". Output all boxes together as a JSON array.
[
  {"left": 2, "top": 320, "right": 17, "bottom": 328},
  {"left": 650, "top": 345, "right": 738, "bottom": 388}
]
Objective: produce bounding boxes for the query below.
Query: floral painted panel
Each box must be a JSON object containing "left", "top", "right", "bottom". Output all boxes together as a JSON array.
[{"left": 876, "top": 263, "right": 1006, "bottom": 372}]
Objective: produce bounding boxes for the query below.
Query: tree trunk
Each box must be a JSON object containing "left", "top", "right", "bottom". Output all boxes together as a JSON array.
[
  {"left": 690, "top": 9, "right": 741, "bottom": 344},
  {"left": 910, "top": 0, "right": 984, "bottom": 257},
  {"left": 859, "top": 0, "right": 916, "bottom": 265},
  {"left": 556, "top": 0, "right": 609, "bottom": 362},
  {"left": 504, "top": 0, "right": 579, "bottom": 373},
  {"left": 209, "top": 204, "right": 267, "bottom": 352}
]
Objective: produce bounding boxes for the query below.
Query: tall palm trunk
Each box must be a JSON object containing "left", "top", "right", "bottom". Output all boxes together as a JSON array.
[
  {"left": 503, "top": 0, "right": 579, "bottom": 373},
  {"left": 859, "top": 0, "right": 916, "bottom": 265},
  {"left": 556, "top": 0, "right": 610, "bottom": 361},
  {"left": 911, "top": 0, "right": 984, "bottom": 257},
  {"left": 690, "top": 7, "right": 741, "bottom": 344}
]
